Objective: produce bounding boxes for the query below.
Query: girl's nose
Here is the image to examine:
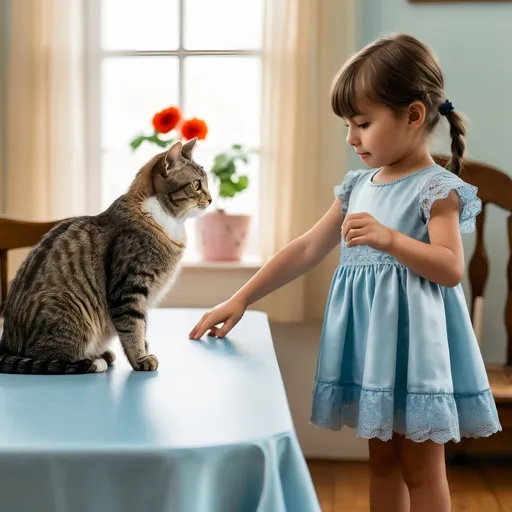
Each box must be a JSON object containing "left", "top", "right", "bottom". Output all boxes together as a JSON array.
[{"left": 346, "top": 128, "right": 359, "bottom": 147}]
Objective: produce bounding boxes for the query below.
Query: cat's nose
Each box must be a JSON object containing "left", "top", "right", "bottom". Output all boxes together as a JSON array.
[{"left": 207, "top": 198, "right": 212, "bottom": 205}]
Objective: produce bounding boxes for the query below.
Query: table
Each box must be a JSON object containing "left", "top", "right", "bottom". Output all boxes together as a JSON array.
[{"left": 0, "top": 308, "right": 320, "bottom": 512}]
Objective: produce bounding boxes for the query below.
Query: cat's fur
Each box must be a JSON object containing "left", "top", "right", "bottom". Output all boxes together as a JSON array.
[{"left": 0, "top": 138, "right": 211, "bottom": 374}]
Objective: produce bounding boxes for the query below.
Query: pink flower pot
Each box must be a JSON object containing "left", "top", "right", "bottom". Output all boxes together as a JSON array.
[{"left": 196, "top": 210, "right": 251, "bottom": 261}]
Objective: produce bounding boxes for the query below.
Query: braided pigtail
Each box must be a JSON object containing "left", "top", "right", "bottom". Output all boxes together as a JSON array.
[{"left": 439, "top": 100, "right": 466, "bottom": 176}]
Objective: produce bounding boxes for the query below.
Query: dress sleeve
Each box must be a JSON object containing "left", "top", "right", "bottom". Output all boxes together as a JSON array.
[
  {"left": 334, "top": 170, "right": 360, "bottom": 216},
  {"left": 419, "top": 172, "right": 482, "bottom": 233}
]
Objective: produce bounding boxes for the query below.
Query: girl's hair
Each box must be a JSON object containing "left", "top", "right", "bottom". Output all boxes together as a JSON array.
[{"left": 331, "top": 33, "right": 466, "bottom": 175}]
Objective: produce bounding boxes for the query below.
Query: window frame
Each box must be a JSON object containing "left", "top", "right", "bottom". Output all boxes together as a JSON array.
[{"left": 84, "top": 0, "right": 263, "bottom": 217}]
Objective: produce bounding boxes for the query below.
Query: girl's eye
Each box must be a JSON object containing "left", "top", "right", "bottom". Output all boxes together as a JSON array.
[
  {"left": 358, "top": 123, "right": 370, "bottom": 129},
  {"left": 193, "top": 180, "right": 201, "bottom": 191}
]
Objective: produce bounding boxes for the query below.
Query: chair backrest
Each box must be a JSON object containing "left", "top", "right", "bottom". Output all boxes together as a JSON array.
[
  {"left": 0, "top": 217, "right": 65, "bottom": 306},
  {"left": 434, "top": 155, "right": 512, "bottom": 365}
]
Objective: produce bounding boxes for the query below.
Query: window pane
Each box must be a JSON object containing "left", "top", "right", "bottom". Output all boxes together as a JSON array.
[
  {"left": 101, "top": 57, "right": 179, "bottom": 149},
  {"left": 184, "top": 56, "right": 261, "bottom": 149},
  {"left": 101, "top": 147, "right": 159, "bottom": 210},
  {"left": 102, "top": 0, "right": 179, "bottom": 51},
  {"left": 184, "top": 0, "right": 263, "bottom": 50}
]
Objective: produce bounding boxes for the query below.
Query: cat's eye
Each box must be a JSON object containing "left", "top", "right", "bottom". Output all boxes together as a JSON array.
[{"left": 193, "top": 180, "right": 201, "bottom": 191}]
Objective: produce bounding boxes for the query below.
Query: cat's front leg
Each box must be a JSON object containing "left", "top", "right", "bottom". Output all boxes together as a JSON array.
[{"left": 110, "top": 312, "right": 158, "bottom": 371}]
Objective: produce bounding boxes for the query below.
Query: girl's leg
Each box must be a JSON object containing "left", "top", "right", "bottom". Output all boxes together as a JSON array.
[
  {"left": 397, "top": 435, "right": 451, "bottom": 512},
  {"left": 368, "top": 436, "right": 410, "bottom": 512}
]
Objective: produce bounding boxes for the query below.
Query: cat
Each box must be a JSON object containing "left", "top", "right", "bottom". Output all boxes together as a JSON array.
[{"left": 0, "top": 138, "right": 211, "bottom": 374}]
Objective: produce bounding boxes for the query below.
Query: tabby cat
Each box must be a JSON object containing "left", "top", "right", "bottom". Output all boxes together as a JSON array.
[{"left": 0, "top": 138, "right": 211, "bottom": 374}]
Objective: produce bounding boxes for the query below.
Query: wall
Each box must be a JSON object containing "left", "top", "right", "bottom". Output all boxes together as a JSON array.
[{"left": 352, "top": 0, "right": 512, "bottom": 364}]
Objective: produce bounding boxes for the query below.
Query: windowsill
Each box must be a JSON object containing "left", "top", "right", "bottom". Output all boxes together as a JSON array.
[{"left": 181, "top": 255, "right": 262, "bottom": 270}]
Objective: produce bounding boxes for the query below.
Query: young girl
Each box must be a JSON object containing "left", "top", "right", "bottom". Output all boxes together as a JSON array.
[{"left": 189, "top": 33, "right": 502, "bottom": 512}]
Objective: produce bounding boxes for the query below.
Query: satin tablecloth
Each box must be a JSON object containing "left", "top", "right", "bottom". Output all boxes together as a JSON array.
[{"left": 0, "top": 308, "right": 320, "bottom": 512}]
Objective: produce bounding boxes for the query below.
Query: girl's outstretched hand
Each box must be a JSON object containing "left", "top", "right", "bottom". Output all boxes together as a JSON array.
[
  {"left": 188, "top": 297, "right": 247, "bottom": 340},
  {"left": 342, "top": 213, "right": 394, "bottom": 251}
]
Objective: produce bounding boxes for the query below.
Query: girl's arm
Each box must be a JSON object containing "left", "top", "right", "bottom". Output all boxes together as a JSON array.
[
  {"left": 343, "top": 191, "right": 464, "bottom": 287},
  {"left": 387, "top": 191, "right": 464, "bottom": 286},
  {"left": 189, "top": 199, "right": 343, "bottom": 339}
]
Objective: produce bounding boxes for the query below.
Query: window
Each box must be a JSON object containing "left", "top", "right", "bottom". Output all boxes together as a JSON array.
[{"left": 86, "top": 0, "right": 264, "bottom": 261}]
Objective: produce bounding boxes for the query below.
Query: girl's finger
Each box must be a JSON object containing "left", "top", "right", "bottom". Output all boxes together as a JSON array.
[
  {"left": 208, "top": 326, "right": 220, "bottom": 337},
  {"left": 344, "top": 212, "right": 368, "bottom": 221},
  {"left": 345, "top": 235, "right": 367, "bottom": 247},
  {"left": 345, "top": 227, "right": 366, "bottom": 242},
  {"left": 216, "top": 318, "right": 236, "bottom": 338},
  {"left": 342, "top": 219, "right": 368, "bottom": 236},
  {"left": 189, "top": 315, "right": 215, "bottom": 339},
  {"left": 190, "top": 313, "right": 210, "bottom": 336}
]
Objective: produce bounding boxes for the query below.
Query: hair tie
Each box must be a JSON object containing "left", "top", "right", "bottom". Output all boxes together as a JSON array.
[{"left": 439, "top": 100, "right": 454, "bottom": 116}]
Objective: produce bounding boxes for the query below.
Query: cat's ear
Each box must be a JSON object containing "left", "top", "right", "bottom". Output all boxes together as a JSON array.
[
  {"left": 161, "top": 140, "right": 183, "bottom": 177},
  {"left": 181, "top": 137, "right": 197, "bottom": 160},
  {"left": 166, "top": 140, "right": 183, "bottom": 162}
]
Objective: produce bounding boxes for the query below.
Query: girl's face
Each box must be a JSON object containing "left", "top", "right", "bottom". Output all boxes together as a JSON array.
[{"left": 343, "top": 100, "right": 420, "bottom": 169}]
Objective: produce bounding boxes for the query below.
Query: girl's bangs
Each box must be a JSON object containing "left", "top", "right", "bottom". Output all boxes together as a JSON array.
[{"left": 331, "top": 62, "right": 375, "bottom": 119}]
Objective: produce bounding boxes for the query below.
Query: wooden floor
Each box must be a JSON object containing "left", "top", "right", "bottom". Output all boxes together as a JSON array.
[{"left": 307, "top": 460, "right": 512, "bottom": 512}]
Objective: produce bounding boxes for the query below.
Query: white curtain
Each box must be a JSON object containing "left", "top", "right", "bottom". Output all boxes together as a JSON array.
[
  {"left": 257, "top": 0, "right": 356, "bottom": 322},
  {"left": 1, "top": 0, "right": 87, "bottom": 280}
]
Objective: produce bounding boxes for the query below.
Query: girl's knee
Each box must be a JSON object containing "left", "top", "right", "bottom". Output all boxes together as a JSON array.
[
  {"left": 399, "top": 439, "right": 446, "bottom": 489},
  {"left": 401, "top": 463, "right": 432, "bottom": 489},
  {"left": 368, "top": 438, "right": 401, "bottom": 478}
]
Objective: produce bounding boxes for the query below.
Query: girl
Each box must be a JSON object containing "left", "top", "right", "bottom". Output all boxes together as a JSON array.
[{"left": 189, "top": 33, "right": 502, "bottom": 512}]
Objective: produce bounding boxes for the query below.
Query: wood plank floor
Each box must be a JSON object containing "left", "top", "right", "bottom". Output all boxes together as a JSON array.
[{"left": 307, "top": 460, "right": 512, "bottom": 512}]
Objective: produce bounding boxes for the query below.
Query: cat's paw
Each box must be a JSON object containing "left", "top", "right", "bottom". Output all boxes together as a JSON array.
[
  {"left": 101, "top": 349, "right": 116, "bottom": 366},
  {"left": 91, "top": 358, "right": 109, "bottom": 373},
  {"left": 134, "top": 354, "right": 159, "bottom": 371}
]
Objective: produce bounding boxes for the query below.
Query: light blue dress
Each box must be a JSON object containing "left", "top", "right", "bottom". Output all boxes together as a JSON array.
[{"left": 310, "top": 164, "right": 502, "bottom": 443}]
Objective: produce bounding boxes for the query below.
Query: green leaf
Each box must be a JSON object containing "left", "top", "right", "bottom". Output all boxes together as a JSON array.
[
  {"left": 130, "top": 135, "right": 146, "bottom": 150},
  {"left": 219, "top": 180, "right": 239, "bottom": 198},
  {"left": 212, "top": 160, "right": 236, "bottom": 181},
  {"left": 211, "top": 154, "right": 231, "bottom": 171},
  {"left": 218, "top": 175, "right": 250, "bottom": 198},
  {"left": 237, "top": 175, "right": 249, "bottom": 191},
  {"left": 147, "top": 134, "right": 169, "bottom": 148},
  {"left": 209, "top": 145, "right": 252, "bottom": 200},
  {"left": 130, "top": 134, "right": 176, "bottom": 150}
]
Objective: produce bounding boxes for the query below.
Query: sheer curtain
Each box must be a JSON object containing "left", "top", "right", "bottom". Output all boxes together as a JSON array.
[
  {"left": 257, "top": 0, "right": 356, "bottom": 322},
  {"left": 1, "top": 0, "right": 87, "bottom": 280}
]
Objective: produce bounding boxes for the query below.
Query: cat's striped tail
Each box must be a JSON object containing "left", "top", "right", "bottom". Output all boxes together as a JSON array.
[{"left": 0, "top": 352, "right": 101, "bottom": 374}]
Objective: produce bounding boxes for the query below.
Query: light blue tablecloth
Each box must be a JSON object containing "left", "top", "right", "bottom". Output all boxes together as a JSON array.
[{"left": 0, "top": 308, "right": 320, "bottom": 512}]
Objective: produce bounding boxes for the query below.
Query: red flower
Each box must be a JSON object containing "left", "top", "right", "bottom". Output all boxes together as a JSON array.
[
  {"left": 181, "top": 118, "right": 208, "bottom": 140},
  {"left": 152, "top": 107, "right": 181, "bottom": 134}
]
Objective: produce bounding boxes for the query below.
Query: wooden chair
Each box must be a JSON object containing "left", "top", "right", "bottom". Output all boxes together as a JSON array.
[
  {"left": 0, "top": 217, "right": 65, "bottom": 306},
  {"left": 433, "top": 155, "right": 512, "bottom": 459}
]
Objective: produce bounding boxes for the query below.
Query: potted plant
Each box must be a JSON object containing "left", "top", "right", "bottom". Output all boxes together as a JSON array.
[
  {"left": 130, "top": 106, "right": 252, "bottom": 262},
  {"left": 196, "top": 144, "right": 252, "bottom": 261}
]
